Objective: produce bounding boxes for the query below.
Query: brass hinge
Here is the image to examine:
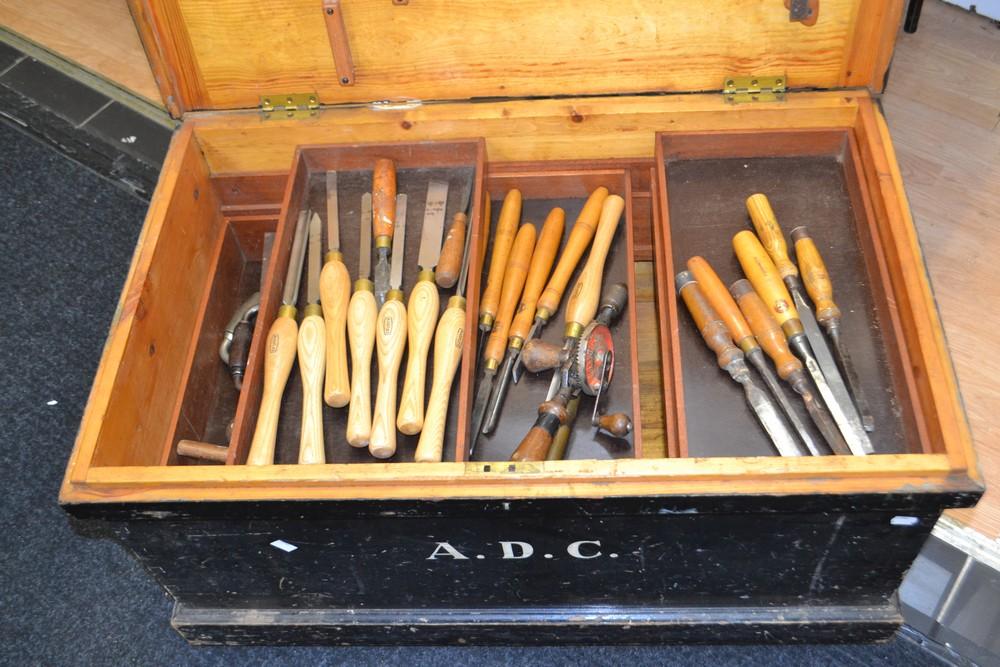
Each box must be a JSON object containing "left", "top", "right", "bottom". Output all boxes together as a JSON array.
[
  {"left": 722, "top": 75, "right": 787, "bottom": 104},
  {"left": 260, "top": 93, "right": 320, "bottom": 119}
]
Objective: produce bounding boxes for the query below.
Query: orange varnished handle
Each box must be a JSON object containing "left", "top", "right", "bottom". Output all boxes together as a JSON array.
[
  {"left": 733, "top": 230, "right": 800, "bottom": 328},
  {"left": 435, "top": 211, "right": 466, "bottom": 289},
  {"left": 746, "top": 194, "right": 798, "bottom": 281},
  {"left": 479, "top": 190, "right": 522, "bottom": 325},
  {"left": 511, "top": 208, "right": 565, "bottom": 342},
  {"left": 564, "top": 195, "right": 625, "bottom": 333},
  {"left": 485, "top": 224, "right": 536, "bottom": 365},
  {"left": 676, "top": 272, "right": 742, "bottom": 371},
  {"left": 372, "top": 158, "right": 396, "bottom": 245},
  {"left": 730, "top": 279, "right": 803, "bottom": 381},
  {"left": 536, "top": 187, "right": 609, "bottom": 321},
  {"left": 686, "top": 256, "right": 754, "bottom": 349},
  {"left": 790, "top": 226, "right": 842, "bottom": 328}
]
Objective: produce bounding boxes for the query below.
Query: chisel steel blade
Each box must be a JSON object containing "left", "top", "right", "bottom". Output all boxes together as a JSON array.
[
  {"left": 359, "top": 194, "right": 372, "bottom": 280},
  {"left": 282, "top": 211, "right": 310, "bottom": 306},
  {"left": 741, "top": 378, "right": 803, "bottom": 457},
  {"left": 326, "top": 171, "right": 340, "bottom": 253},
  {"left": 307, "top": 213, "right": 322, "bottom": 304},
  {"left": 389, "top": 195, "right": 408, "bottom": 290},
  {"left": 418, "top": 180, "right": 449, "bottom": 270},
  {"left": 793, "top": 290, "right": 874, "bottom": 455}
]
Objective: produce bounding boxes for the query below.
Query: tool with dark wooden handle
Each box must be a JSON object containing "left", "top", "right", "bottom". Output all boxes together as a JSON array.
[
  {"left": 320, "top": 171, "right": 351, "bottom": 408},
  {"left": 476, "top": 189, "right": 521, "bottom": 361},
  {"left": 372, "top": 158, "right": 396, "bottom": 307},
  {"left": 434, "top": 181, "right": 472, "bottom": 289}
]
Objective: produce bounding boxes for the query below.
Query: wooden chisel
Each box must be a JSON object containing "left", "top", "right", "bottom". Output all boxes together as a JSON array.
[
  {"left": 372, "top": 159, "right": 397, "bottom": 307},
  {"left": 297, "top": 213, "right": 327, "bottom": 464},
  {"left": 246, "top": 210, "right": 310, "bottom": 465},
  {"left": 320, "top": 172, "right": 351, "bottom": 408},
  {"left": 398, "top": 180, "right": 449, "bottom": 435},
  {"left": 369, "top": 194, "right": 408, "bottom": 459},
  {"left": 345, "top": 194, "right": 376, "bottom": 447},
  {"left": 435, "top": 180, "right": 473, "bottom": 289},
  {"left": 476, "top": 189, "right": 521, "bottom": 362}
]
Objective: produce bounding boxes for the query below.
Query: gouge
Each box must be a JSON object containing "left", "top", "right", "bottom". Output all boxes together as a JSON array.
[
  {"left": 676, "top": 271, "right": 800, "bottom": 457},
  {"left": 790, "top": 225, "right": 874, "bottom": 432},
  {"left": 734, "top": 229, "right": 872, "bottom": 455},
  {"left": 730, "top": 279, "right": 850, "bottom": 456},
  {"left": 246, "top": 210, "right": 310, "bottom": 465},
  {"left": 298, "top": 213, "right": 327, "bottom": 464},
  {"left": 476, "top": 190, "right": 521, "bottom": 362},
  {"left": 687, "top": 256, "right": 814, "bottom": 456},
  {"left": 469, "top": 223, "right": 536, "bottom": 457},
  {"left": 414, "top": 196, "right": 477, "bottom": 463},
  {"left": 513, "top": 187, "right": 609, "bottom": 383},
  {"left": 372, "top": 159, "right": 397, "bottom": 307},
  {"left": 320, "top": 171, "right": 351, "bottom": 408},
  {"left": 481, "top": 207, "right": 565, "bottom": 435},
  {"left": 369, "top": 194, "right": 408, "bottom": 459},
  {"left": 398, "top": 180, "right": 449, "bottom": 435},
  {"left": 435, "top": 181, "right": 473, "bottom": 289},
  {"left": 745, "top": 194, "right": 875, "bottom": 447},
  {"left": 345, "top": 194, "right": 376, "bottom": 447}
]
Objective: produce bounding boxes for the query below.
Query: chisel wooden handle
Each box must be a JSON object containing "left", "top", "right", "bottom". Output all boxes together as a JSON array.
[
  {"left": 320, "top": 255, "right": 351, "bottom": 407},
  {"left": 345, "top": 285, "right": 377, "bottom": 447},
  {"left": 398, "top": 279, "right": 439, "bottom": 434},
  {"left": 485, "top": 224, "right": 536, "bottom": 365},
  {"left": 511, "top": 208, "right": 565, "bottom": 341},
  {"left": 479, "top": 190, "right": 522, "bottom": 329},
  {"left": 676, "top": 273, "right": 742, "bottom": 371},
  {"left": 369, "top": 299, "right": 407, "bottom": 459},
  {"left": 414, "top": 297, "right": 467, "bottom": 462},
  {"left": 536, "top": 187, "right": 608, "bottom": 321},
  {"left": 564, "top": 195, "right": 625, "bottom": 333},
  {"left": 297, "top": 309, "right": 326, "bottom": 464},
  {"left": 177, "top": 440, "right": 229, "bottom": 463},
  {"left": 746, "top": 194, "right": 798, "bottom": 280},
  {"left": 246, "top": 313, "right": 298, "bottom": 465},
  {"left": 730, "top": 279, "right": 803, "bottom": 380},
  {"left": 790, "top": 226, "right": 842, "bottom": 327},
  {"left": 733, "top": 230, "right": 800, "bottom": 328},
  {"left": 510, "top": 397, "right": 569, "bottom": 461},
  {"left": 372, "top": 159, "right": 396, "bottom": 245},
  {"left": 436, "top": 211, "right": 466, "bottom": 289},
  {"left": 686, "top": 256, "right": 754, "bottom": 348}
]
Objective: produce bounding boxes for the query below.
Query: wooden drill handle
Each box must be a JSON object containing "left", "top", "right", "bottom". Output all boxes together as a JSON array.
[
  {"left": 510, "top": 398, "right": 569, "bottom": 461},
  {"left": 565, "top": 195, "right": 625, "bottom": 331},
  {"left": 176, "top": 440, "right": 229, "bottom": 463},
  {"left": 246, "top": 314, "right": 298, "bottom": 465},
  {"left": 485, "top": 224, "right": 536, "bottom": 365},
  {"left": 733, "top": 230, "right": 800, "bottom": 327},
  {"left": 730, "top": 279, "right": 803, "bottom": 381},
  {"left": 686, "top": 256, "right": 754, "bottom": 347},
  {"left": 397, "top": 279, "right": 440, "bottom": 434},
  {"left": 345, "top": 287, "right": 377, "bottom": 447},
  {"left": 595, "top": 412, "right": 633, "bottom": 438},
  {"left": 520, "top": 339, "right": 563, "bottom": 373},
  {"left": 536, "top": 187, "right": 608, "bottom": 319},
  {"left": 320, "top": 256, "right": 351, "bottom": 407},
  {"left": 746, "top": 193, "right": 798, "bottom": 280},
  {"left": 511, "top": 208, "right": 565, "bottom": 341},
  {"left": 435, "top": 211, "right": 466, "bottom": 289},
  {"left": 369, "top": 299, "right": 407, "bottom": 459},
  {"left": 414, "top": 298, "right": 466, "bottom": 462},
  {"left": 297, "top": 312, "right": 326, "bottom": 464},
  {"left": 479, "top": 189, "right": 522, "bottom": 325},
  {"left": 790, "top": 226, "right": 842, "bottom": 327},
  {"left": 372, "top": 158, "right": 396, "bottom": 244},
  {"left": 676, "top": 273, "right": 742, "bottom": 371}
]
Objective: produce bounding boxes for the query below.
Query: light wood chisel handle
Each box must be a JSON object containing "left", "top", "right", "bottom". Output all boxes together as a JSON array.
[
  {"left": 730, "top": 279, "right": 803, "bottom": 380},
  {"left": 177, "top": 440, "right": 229, "bottom": 463},
  {"left": 414, "top": 299, "right": 467, "bottom": 462},
  {"left": 397, "top": 280, "right": 439, "bottom": 434},
  {"left": 246, "top": 315, "right": 298, "bottom": 465},
  {"left": 297, "top": 311, "right": 326, "bottom": 464},
  {"left": 436, "top": 211, "right": 466, "bottom": 289},
  {"left": 479, "top": 190, "right": 521, "bottom": 329},
  {"left": 372, "top": 159, "right": 396, "bottom": 244},
  {"left": 789, "top": 227, "right": 841, "bottom": 327},
  {"left": 677, "top": 278, "right": 743, "bottom": 371},
  {"left": 746, "top": 194, "right": 798, "bottom": 280},
  {"left": 733, "top": 230, "right": 800, "bottom": 328},
  {"left": 485, "top": 224, "right": 536, "bottom": 366},
  {"left": 345, "top": 287, "right": 377, "bottom": 447},
  {"left": 369, "top": 299, "right": 407, "bottom": 459},
  {"left": 686, "top": 256, "right": 754, "bottom": 346},
  {"left": 510, "top": 208, "right": 565, "bottom": 341},
  {"left": 564, "top": 195, "right": 625, "bottom": 331},
  {"left": 320, "top": 256, "right": 351, "bottom": 407}
]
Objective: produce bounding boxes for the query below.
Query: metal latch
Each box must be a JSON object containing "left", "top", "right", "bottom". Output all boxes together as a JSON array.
[
  {"left": 786, "top": 0, "right": 819, "bottom": 25},
  {"left": 723, "top": 76, "right": 787, "bottom": 104},
  {"left": 260, "top": 93, "right": 320, "bottom": 119}
]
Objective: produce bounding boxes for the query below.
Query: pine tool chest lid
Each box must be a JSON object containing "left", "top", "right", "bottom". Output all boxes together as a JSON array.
[{"left": 133, "top": 0, "right": 904, "bottom": 116}]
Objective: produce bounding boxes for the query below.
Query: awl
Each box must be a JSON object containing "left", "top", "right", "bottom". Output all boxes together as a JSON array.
[
  {"left": 372, "top": 158, "right": 397, "bottom": 307},
  {"left": 320, "top": 171, "right": 351, "bottom": 408}
]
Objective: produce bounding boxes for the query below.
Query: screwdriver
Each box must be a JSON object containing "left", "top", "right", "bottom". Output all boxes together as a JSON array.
[
  {"left": 345, "top": 194, "right": 377, "bottom": 448},
  {"left": 481, "top": 207, "right": 565, "bottom": 435},
  {"left": 790, "top": 225, "right": 873, "bottom": 433},
  {"left": 687, "top": 256, "right": 816, "bottom": 456},
  {"left": 734, "top": 229, "right": 871, "bottom": 456},
  {"left": 297, "top": 213, "right": 327, "bottom": 464},
  {"left": 730, "top": 279, "right": 851, "bottom": 456},
  {"left": 372, "top": 159, "right": 397, "bottom": 307},
  {"left": 476, "top": 190, "right": 522, "bottom": 361},
  {"left": 414, "top": 196, "right": 477, "bottom": 463},
  {"left": 246, "top": 210, "right": 310, "bottom": 465},
  {"left": 369, "top": 194, "right": 408, "bottom": 459},
  {"left": 320, "top": 171, "right": 351, "bottom": 408},
  {"left": 468, "top": 223, "right": 537, "bottom": 457},
  {"left": 512, "top": 187, "right": 609, "bottom": 383}
]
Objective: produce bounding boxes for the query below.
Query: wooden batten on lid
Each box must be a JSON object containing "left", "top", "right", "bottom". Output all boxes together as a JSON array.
[{"left": 128, "top": 0, "right": 905, "bottom": 118}]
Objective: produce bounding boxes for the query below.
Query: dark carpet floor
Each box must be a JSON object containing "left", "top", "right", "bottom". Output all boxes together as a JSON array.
[{"left": 0, "top": 120, "right": 951, "bottom": 666}]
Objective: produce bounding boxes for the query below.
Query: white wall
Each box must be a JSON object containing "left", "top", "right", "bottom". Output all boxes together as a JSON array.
[{"left": 943, "top": 0, "right": 1000, "bottom": 20}]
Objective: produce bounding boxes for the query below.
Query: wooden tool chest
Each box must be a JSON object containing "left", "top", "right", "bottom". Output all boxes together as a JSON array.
[{"left": 60, "top": 0, "right": 982, "bottom": 645}]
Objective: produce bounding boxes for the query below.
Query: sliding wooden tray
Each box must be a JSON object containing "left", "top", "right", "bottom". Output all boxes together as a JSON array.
[{"left": 61, "top": 0, "right": 981, "bottom": 646}]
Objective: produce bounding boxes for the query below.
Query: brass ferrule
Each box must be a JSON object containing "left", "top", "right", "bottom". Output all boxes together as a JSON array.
[
  {"left": 324, "top": 250, "right": 343, "bottom": 263},
  {"left": 354, "top": 278, "right": 374, "bottom": 292},
  {"left": 386, "top": 288, "right": 403, "bottom": 302},
  {"left": 564, "top": 321, "right": 584, "bottom": 339},
  {"left": 509, "top": 337, "right": 524, "bottom": 350},
  {"left": 479, "top": 313, "right": 495, "bottom": 329},
  {"left": 484, "top": 358, "right": 499, "bottom": 372},
  {"left": 781, "top": 318, "right": 805, "bottom": 339},
  {"left": 737, "top": 337, "right": 757, "bottom": 355},
  {"left": 278, "top": 304, "right": 297, "bottom": 319},
  {"left": 447, "top": 295, "right": 466, "bottom": 309},
  {"left": 303, "top": 303, "right": 322, "bottom": 318},
  {"left": 535, "top": 307, "right": 553, "bottom": 322},
  {"left": 374, "top": 236, "right": 391, "bottom": 250},
  {"left": 417, "top": 268, "right": 435, "bottom": 282}
]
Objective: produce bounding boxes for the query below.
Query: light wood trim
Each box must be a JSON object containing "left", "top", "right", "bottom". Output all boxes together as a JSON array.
[{"left": 840, "top": 0, "right": 906, "bottom": 92}]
